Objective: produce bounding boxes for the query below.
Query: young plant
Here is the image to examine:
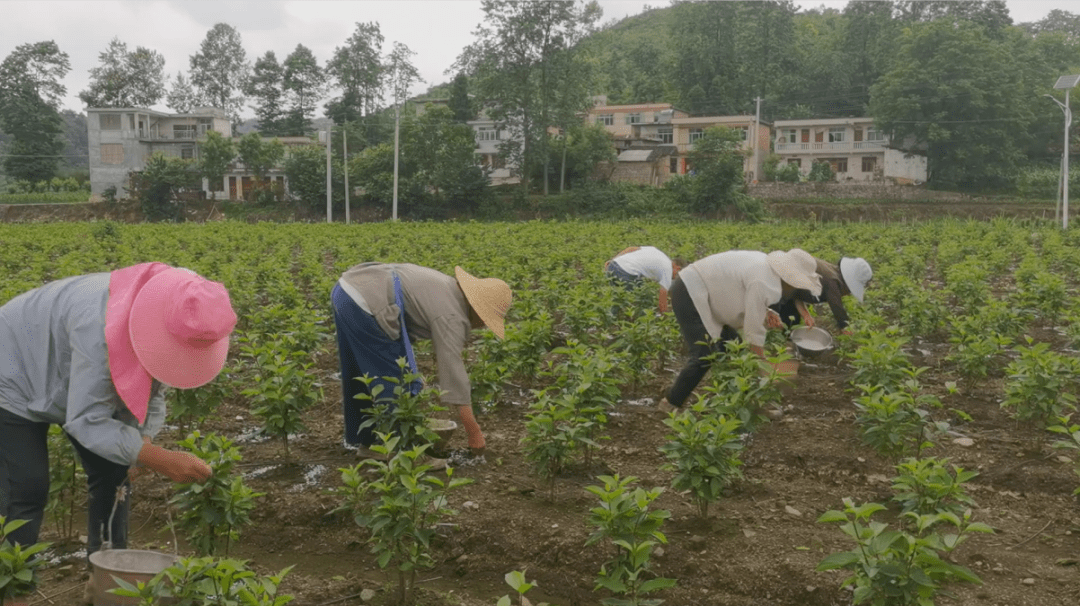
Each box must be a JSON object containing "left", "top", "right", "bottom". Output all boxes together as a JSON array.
[
  {"left": 521, "top": 394, "right": 595, "bottom": 500},
  {"left": 584, "top": 475, "right": 676, "bottom": 606},
  {"left": 169, "top": 432, "right": 262, "bottom": 557},
  {"left": 1001, "top": 339, "right": 1079, "bottom": 444},
  {"left": 111, "top": 556, "right": 294, "bottom": 606},
  {"left": 0, "top": 517, "right": 51, "bottom": 604},
  {"left": 168, "top": 374, "right": 229, "bottom": 435},
  {"left": 658, "top": 403, "right": 743, "bottom": 519},
  {"left": 45, "top": 425, "right": 83, "bottom": 541},
  {"left": 945, "top": 318, "right": 1011, "bottom": 385},
  {"left": 817, "top": 498, "right": 992, "bottom": 606},
  {"left": 240, "top": 343, "right": 322, "bottom": 457},
  {"left": 336, "top": 435, "right": 472, "bottom": 606},
  {"left": 1048, "top": 415, "right": 1080, "bottom": 496},
  {"left": 853, "top": 380, "right": 949, "bottom": 462},
  {"left": 844, "top": 329, "right": 918, "bottom": 394},
  {"left": 891, "top": 457, "right": 978, "bottom": 519},
  {"left": 496, "top": 570, "right": 549, "bottom": 606},
  {"left": 698, "top": 340, "right": 788, "bottom": 433},
  {"left": 608, "top": 304, "right": 681, "bottom": 388},
  {"left": 356, "top": 360, "right": 445, "bottom": 454}
]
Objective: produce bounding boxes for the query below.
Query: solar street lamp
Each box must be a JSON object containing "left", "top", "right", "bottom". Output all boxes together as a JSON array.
[{"left": 1048, "top": 74, "right": 1080, "bottom": 229}]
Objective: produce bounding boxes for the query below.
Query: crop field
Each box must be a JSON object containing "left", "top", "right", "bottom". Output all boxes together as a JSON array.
[{"left": 2, "top": 218, "right": 1078, "bottom": 606}]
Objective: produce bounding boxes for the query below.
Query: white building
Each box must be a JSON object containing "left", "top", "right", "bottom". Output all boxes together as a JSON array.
[{"left": 773, "top": 117, "right": 927, "bottom": 184}]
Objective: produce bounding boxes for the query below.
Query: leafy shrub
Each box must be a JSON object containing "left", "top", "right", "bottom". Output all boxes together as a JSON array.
[
  {"left": 1048, "top": 415, "right": 1080, "bottom": 496},
  {"left": 521, "top": 394, "right": 596, "bottom": 500},
  {"left": 111, "top": 556, "right": 294, "bottom": 606},
  {"left": 0, "top": 516, "right": 51, "bottom": 602},
  {"left": 854, "top": 381, "right": 949, "bottom": 462},
  {"left": 45, "top": 425, "right": 84, "bottom": 541},
  {"left": 239, "top": 343, "right": 322, "bottom": 457},
  {"left": 844, "top": 329, "right": 918, "bottom": 393},
  {"left": 354, "top": 361, "right": 445, "bottom": 455},
  {"left": 336, "top": 436, "right": 471, "bottom": 606},
  {"left": 659, "top": 404, "right": 743, "bottom": 518},
  {"left": 817, "top": 499, "right": 991, "bottom": 606},
  {"left": 497, "top": 570, "right": 549, "bottom": 606},
  {"left": 808, "top": 161, "right": 833, "bottom": 183},
  {"left": 891, "top": 457, "right": 978, "bottom": 519},
  {"left": 169, "top": 432, "right": 262, "bottom": 557},
  {"left": 1001, "top": 339, "right": 1079, "bottom": 439},
  {"left": 585, "top": 475, "right": 676, "bottom": 606}
]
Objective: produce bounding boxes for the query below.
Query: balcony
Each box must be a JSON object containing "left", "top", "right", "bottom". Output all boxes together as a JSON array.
[{"left": 776, "top": 140, "right": 887, "bottom": 154}]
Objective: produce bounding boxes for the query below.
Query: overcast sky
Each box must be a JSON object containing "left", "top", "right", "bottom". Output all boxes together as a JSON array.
[{"left": 0, "top": 0, "right": 1066, "bottom": 118}]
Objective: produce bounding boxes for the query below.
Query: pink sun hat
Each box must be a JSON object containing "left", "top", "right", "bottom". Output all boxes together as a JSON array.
[{"left": 107, "top": 263, "right": 236, "bottom": 424}]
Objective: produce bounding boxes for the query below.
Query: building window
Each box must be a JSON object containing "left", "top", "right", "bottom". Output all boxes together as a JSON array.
[
  {"left": 626, "top": 113, "right": 642, "bottom": 125},
  {"left": 787, "top": 158, "right": 801, "bottom": 168},
  {"left": 739, "top": 127, "right": 749, "bottom": 141},
  {"left": 854, "top": 128, "right": 863, "bottom": 142},
  {"left": 866, "top": 127, "right": 885, "bottom": 141},
  {"left": 100, "top": 144, "right": 124, "bottom": 164},
  {"left": 862, "top": 156, "right": 877, "bottom": 172},
  {"left": 689, "top": 128, "right": 704, "bottom": 143},
  {"left": 828, "top": 127, "right": 845, "bottom": 143},
  {"left": 782, "top": 129, "right": 797, "bottom": 143},
  {"left": 829, "top": 158, "right": 848, "bottom": 173},
  {"left": 815, "top": 130, "right": 824, "bottom": 143},
  {"left": 801, "top": 129, "right": 810, "bottom": 143},
  {"left": 100, "top": 114, "right": 121, "bottom": 130},
  {"left": 181, "top": 147, "right": 195, "bottom": 160},
  {"left": 477, "top": 127, "right": 498, "bottom": 141},
  {"left": 173, "top": 124, "right": 197, "bottom": 139},
  {"left": 658, "top": 127, "right": 673, "bottom": 144},
  {"left": 597, "top": 114, "right": 613, "bottom": 126},
  {"left": 670, "top": 157, "right": 678, "bottom": 173}
]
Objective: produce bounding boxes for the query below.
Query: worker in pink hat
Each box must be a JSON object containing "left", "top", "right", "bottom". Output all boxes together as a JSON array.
[{"left": 0, "top": 262, "right": 237, "bottom": 567}]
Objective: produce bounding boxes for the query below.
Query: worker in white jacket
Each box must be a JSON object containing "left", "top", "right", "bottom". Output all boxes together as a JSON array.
[{"left": 658, "top": 249, "right": 821, "bottom": 414}]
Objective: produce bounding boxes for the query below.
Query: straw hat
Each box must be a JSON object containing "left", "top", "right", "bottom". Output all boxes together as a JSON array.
[
  {"left": 455, "top": 266, "right": 513, "bottom": 339},
  {"left": 765, "top": 249, "right": 822, "bottom": 297},
  {"left": 129, "top": 268, "right": 237, "bottom": 391},
  {"left": 839, "top": 257, "right": 873, "bottom": 303}
]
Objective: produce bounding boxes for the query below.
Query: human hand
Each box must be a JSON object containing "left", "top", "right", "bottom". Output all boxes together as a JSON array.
[
  {"left": 160, "top": 451, "right": 212, "bottom": 484},
  {"left": 128, "top": 465, "right": 152, "bottom": 481},
  {"left": 765, "top": 309, "right": 782, "bottom": 329}
]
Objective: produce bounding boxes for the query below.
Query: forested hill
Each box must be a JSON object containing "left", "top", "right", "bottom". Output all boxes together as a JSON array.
[{"left": 579, "top": 1, "right": 1077, "bottom": 126}]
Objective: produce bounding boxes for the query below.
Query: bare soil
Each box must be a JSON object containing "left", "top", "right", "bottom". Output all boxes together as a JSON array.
[{"left": 32, "top": 332, "right": 1080, "bottom": 606}]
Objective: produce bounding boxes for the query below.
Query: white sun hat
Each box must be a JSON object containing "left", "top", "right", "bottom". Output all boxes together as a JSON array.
[{"left": 839, "top": 257, "right": 873, "bottom": 303}]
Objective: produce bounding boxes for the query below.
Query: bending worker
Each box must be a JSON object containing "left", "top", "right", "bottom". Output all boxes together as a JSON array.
[
  {"left": 332, "top": 262, "right": 512, "bottom": 464},
  {"left": 658, "top": 249, "right": 821, "bottom": 414},
  {"left": 769, "top": 256, "right": 872, "bottom": 333},
  {"left": 0, "top": 263, "right": 235, "bottom": 563},
  {"left": 604, "top": 246, "right": 686, "bottom": 313}
]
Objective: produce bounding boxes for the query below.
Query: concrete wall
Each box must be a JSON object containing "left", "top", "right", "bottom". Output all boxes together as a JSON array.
[
  {"left": 884, "top": 149, "right": 928, "bottom": 184},
  {"left": 749, "top": 182, "right": 967, "bottom": 201}
]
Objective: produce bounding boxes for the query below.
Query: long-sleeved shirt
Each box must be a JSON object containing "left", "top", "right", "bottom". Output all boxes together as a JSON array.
[
  {"left": 338, "top": 263, "right": 473, "bottom": 406},
  {"left": 793, "top": 259, "right": 850, "bottom": 329},
  {"left": 0, "top": 273, "right": 166, "bottom": 466},
  {"left": 678, "top": 250, "right": 784, "bottom": 348}
]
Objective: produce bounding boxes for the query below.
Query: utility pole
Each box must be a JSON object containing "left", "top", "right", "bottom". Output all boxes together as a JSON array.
[
  {"left": 343, "top": 128, "right": 350, "bottom": 225},
  {"left": 392, "top": 102, "right": 400, "bottom": 221},
  {"left": 753, "top": 96, "right": 762, "bottom": 183}
]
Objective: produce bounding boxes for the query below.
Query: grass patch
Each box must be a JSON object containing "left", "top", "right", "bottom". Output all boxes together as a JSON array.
[{"left": 0, "top": 192, "right": 91, "bottom": 204}]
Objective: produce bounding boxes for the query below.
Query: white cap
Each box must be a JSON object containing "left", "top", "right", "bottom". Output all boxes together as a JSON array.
[{"left": 839, "top": 257, "right": 873, "bottom": 303}]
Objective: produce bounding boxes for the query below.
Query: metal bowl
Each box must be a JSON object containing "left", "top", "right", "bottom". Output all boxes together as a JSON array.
[{"left": 790, "top": 326, "right": 835, "bottom": 357}]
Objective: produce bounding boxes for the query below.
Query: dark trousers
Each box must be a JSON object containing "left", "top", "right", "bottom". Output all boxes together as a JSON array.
[
  {"left": 770, "top": 298, "right": 802, "bottom": 329},
  {"left": 666, "top": 276, "right": 740, "bottom": 408},
  {"left": 0, "top": 407, "right": 130, "bottom": 556},
  {"left": 332, "top": 284, "right": 409, "bottom": 448}
]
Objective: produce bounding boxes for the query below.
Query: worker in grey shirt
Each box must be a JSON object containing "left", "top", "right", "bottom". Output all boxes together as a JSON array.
[
  {"left": 0, "top": 262, "right": 236, "bottom": 569},
  {"left": 333, "top": 262, "right": 512, "bottom": 462}
]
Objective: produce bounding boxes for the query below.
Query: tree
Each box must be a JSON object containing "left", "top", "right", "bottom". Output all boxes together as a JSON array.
[
  {"left": 78, "top": 37, "right": 166, "bottom": 108},
  {"left": 454, "top": 0, "right": 601, "bottom": 196},
  {"left": 129, "top": 153, "right": 200, "bottom": 222},
  {"left": 197, "top": 130, "right": 236, "bottom": 193},
  {"left": 282, "top": 44, "right": 326, "bottom": 136},
  {"left": 0, "top": 41, "right": 71, "bottom": 182},
  {"left": 447, "top": 72, "right": 474, "bottom": 122},
  {"left": 385, "top": 42, "right": 422, "bottom": 114},
  {"left": 237, "top": 132, "right": 285, "bottom": 183},
  {"left": 246, "top": 51, "right": 287, "bottom": 136},
  {"left": 542, "top": 122, "right": 615, "bottom": 189},
  {"left": 404, "top": 104, "right": 490, "bottom": 215},
  {"left": 166, "top": 71, "right": 199, "bottom": 114},
  {"left": 189, "top": 23, "right": 249, "bottom": 128},
  {"left": 870, "top": 21, "right": 1040, "bottom": 189},
  {"left": 325, "top": 22, "right": 384, "bottom": 125},
  {"left": 1022, "top": 9, "right": 1080, "bottom": 41},
  {"left": 60, "top": 110, "right": 88, "bottom": 170},
  {"left": 675, "top": 126, "right": 753, "bottom": 217}
]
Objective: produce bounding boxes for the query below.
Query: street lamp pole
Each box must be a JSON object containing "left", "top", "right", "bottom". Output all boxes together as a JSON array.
[{"left": 1049, "top": 75, "right": 1080, "bottom": 229}]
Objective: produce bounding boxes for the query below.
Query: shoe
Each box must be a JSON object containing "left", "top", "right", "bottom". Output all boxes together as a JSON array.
[
  {"left": 354, "top": 446, "right": 389, "bottom": 461},
  {"left": 421, "top": 456, "right": 448, "bottom": 471},
  {"left": 657, "top": 398, "right": 680, "bottom": 417},
  {"left": 82, "top": 577, "right": 95, "bottom": 605}
]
